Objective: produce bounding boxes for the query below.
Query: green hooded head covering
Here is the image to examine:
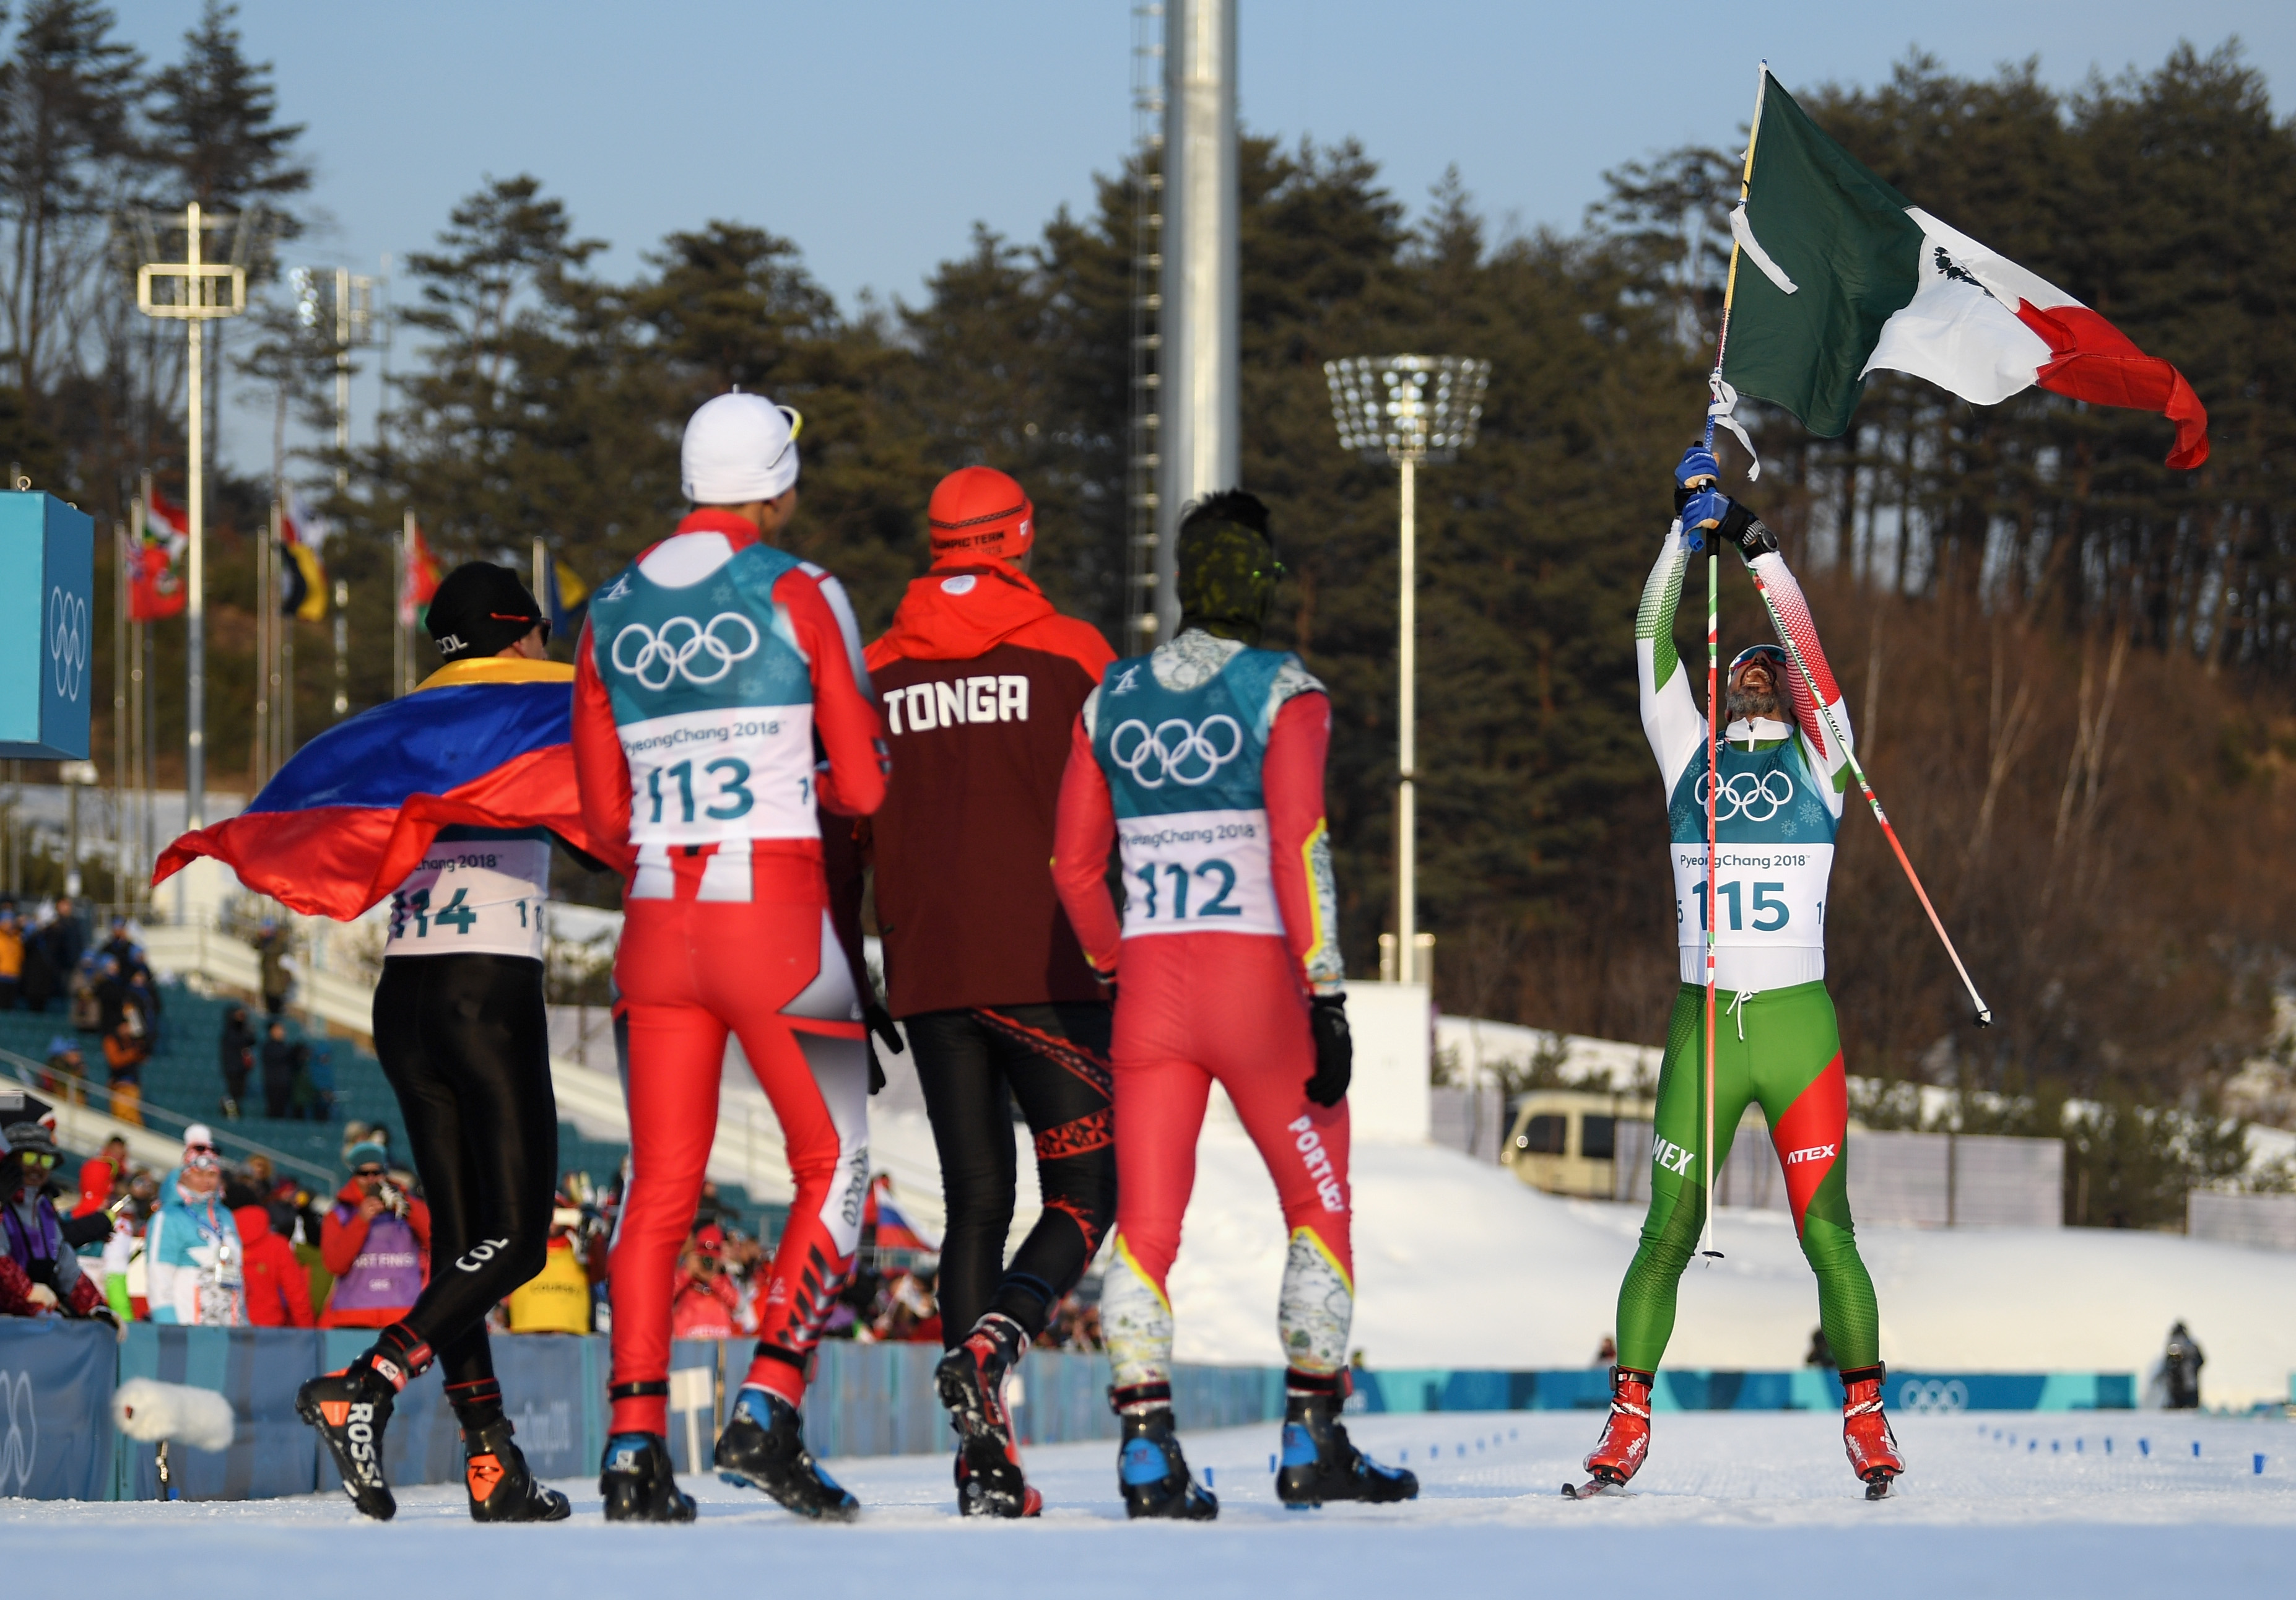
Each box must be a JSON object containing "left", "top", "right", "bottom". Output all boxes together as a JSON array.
[{"left": 1175, "top": 490, "right": 1280, "bottom": 645}]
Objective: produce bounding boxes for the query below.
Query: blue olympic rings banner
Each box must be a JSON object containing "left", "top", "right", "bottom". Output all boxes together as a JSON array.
[
  {"left": 0, "top": 1317, "right": 116, "bottom": 1500},
  {"left": 0, "top": 1322, "right": 2144, "bottom": 1502}
]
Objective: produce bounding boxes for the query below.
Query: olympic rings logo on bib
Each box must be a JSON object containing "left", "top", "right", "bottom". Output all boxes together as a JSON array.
[
  {"left": 1695, "top": 768, "right": 1795, "bottom": 822},
  {"left": 611, "top": 613, "right": 761, "bottom": 689},
  {"left": 1110, "top": 715, "right": 1244, "bottom": 788}
]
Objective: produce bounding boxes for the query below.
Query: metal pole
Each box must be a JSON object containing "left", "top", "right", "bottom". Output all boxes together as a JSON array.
[
  {"left": 254, "top": 498, "right": 272, "bottom": 786},
  {"left": 1396, "top": 456, "right": 1417, "bottom": 986},
  {"left": 1157, "top": 0, "right": 1239, "bottom": 640},
  {"left": 333, "top": 578, "right": 348, "bottom": 718},
  {"left": 185, "top": 201, "right": 206, "bottom": 838},
  {"left": 533, "top": 537, "right": 546, "bottom": 619},
  {"left": 400, "top": 510, "right": 416, "bottom": 694},
  {"left": 112, "top": 520, "right": 126, "bottom": 912},
  {"left": 335, "top": 266, "right": 351, "bottom": 492}
]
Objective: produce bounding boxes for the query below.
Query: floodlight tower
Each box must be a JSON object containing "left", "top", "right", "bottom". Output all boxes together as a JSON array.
[
  {"left": 1156, "top": 0, "right": 1239, "bottom": 641},
  {"left": 136, "top": 202, "right": 247, "bottom": 846},
  {"left": 1323, "top": 355, "right": 1490, "bottom": 986}
]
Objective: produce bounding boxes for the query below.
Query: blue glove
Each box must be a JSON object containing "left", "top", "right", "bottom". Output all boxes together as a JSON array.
[
  {"left": 1678, "top": 486, "right": 1732, "bottom": 550},
  {"left": 1674, "top": 443, "right": 1721, "bottom": 494}
]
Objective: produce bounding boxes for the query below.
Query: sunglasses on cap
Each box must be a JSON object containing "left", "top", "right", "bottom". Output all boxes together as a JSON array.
[
  {"left": 183, "top": 1150, "right": 220, "bottom": 1173},
  {"left": 487, "top": 611, "right": 551, "bottom": 646}
]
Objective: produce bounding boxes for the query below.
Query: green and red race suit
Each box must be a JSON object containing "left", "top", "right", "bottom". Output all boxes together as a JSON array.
[{"left": 1614, "top": 523, "right": 1879, "bottom": 1375}]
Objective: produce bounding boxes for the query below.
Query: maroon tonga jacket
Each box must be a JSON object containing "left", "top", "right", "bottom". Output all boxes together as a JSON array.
[{"left": 864, "top": 564, "right": 1115, "bottom": 1017}]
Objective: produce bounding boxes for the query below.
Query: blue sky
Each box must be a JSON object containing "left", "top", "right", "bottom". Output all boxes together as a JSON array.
[{"left": 110, "top": 1, "right": 2295, "bottom": 476}]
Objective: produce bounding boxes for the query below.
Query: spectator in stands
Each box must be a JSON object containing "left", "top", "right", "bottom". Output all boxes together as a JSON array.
[
  {"left": 236, "top": 1198, "right": 315, "bottom": 1327},
  {"left": 0, "top": 905, "right": 21, "bottom": 1010},
  {"left": 41, "top": 897, "right": 87, "bottom": 982},
  {"left": 76, "top": 1135, "right": 128, "bottom": 1217},
  {"left": 96, "top": 953, "right": 131, "bottom": 1035},
  {"left": 146, "top": 1129, "right": 245, "bottom": 1326},
  {"left": 260, "top": 1019, "right": 306, "bottom": 1119},
  {"left": 253, "top": 918, "right": 291, "bottom": 1017},
  {"left": 102, "top": 1010, "right": 149, "bottom": 1127},
  {"left": 218, "top": 1005, "right": 255, "bottom": 1118},
  {"left": 1594, "top": 1334, "right": 1619, "bottom": 1368},
  {"left": 667, "top": 1224, "right": 750, "bottom": 1340},
  {"left": 1805, "top": 1327, "right": 1836, "bottom": 1370},
  {"left": 41, "top": 1037, "right": 87, "bottom": 1107},
  {"left": 507, "top": 1194, "right": 593, "bottom": 1334},
  {"left": 294, "top": 1041, "right": 335, "bottom": 1122},
  {"left": 320, "top": 1138, "right": 432, "bottom": 1328},
  {"left": 126, "top": 969, "right": 162, "bottom": 1050},
  {"left": 0, "top": 1120, "right": 115, "bottom": 1323},
  {"left": 100, "top": 918, "right": 146, "bottom": 983}
]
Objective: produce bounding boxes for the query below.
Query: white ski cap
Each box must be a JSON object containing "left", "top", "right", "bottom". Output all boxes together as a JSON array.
[
  {"left": 681, "top": 391, "right": 801, "bottom": 505},
  {"left": 183, "top": 1123, "right": 215, "bottom": 1149}
]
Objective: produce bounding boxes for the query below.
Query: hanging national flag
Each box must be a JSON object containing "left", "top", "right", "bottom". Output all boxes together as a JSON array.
[
  {"left": 152, "top": 658, "right": 628, "bottom": 920},
  {"left": 1718, "top": 69, "right": 2208, "bottom": 469},
  {"left": 278, "top": 487, "right": 329, "bottom": 622},
  {"left": 863, "top": 1173, "right": 937, "bottom": 1253},
  {"left": 128, "top": 487, "right": 189, "bottom": 622},
  {"left": 543, "top": 555, "right": 589, "bottom": 637},
  {"left": 398, "top": 521, "right": 442, "bottom": 630}
]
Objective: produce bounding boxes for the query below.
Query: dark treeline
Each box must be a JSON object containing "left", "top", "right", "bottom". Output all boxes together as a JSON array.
[{"left": 8, "top": 10, "right": 2293, "bottom": 1170}]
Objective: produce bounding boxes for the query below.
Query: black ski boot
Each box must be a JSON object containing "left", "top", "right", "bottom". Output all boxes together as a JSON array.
[
  {"left": 713, "top": 1388, "right": 859, "bottom": 1521},
  {"left": 600, "top": 1432, "right": 696, "bottom": 1524},
  {"left": 1118, "top": 1407, "right": 1218, "bottom": 1520},
  {"left": 1276, "top": 1389, "right": 1419, "bottom": 1509},
  {"left": 297, "top": 1356, "right": 402, "bottom": 1521},
  {"left": 937, "top": 1313, "right": 1041, "bottom": 1518},
  {"left": 463, "top": 1419, "right": 572, "bottom": 1523}
]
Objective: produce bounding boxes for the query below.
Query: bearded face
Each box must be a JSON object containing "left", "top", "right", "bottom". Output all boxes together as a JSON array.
[{"left": 1726, "top": 656, "right": 1784, "bottom": 724}]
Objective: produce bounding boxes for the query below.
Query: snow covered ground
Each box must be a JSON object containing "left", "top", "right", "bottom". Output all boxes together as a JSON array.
[
  {"left": 1107, "top": 1119, "right": 2296, "bottom": 1407},
  {"left": 12, "top": 1411, "right": 2292, "bottom": 1597}
]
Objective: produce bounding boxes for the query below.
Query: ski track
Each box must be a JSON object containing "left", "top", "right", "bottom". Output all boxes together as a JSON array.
[{"left": 10, "top": 1412, "right": 2293, "bottom": 1596}]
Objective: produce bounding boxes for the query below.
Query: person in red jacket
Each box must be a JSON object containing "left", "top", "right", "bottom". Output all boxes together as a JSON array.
[
  {"left": 864, "top": 466, "right": 1118, "bottom": 1518},
  {"left": 236, "top": 1202, "right": 315, "bottom": 1328},
  {"left": 1052, "top": 493, "right": 1415, "bottom": 1518},
  {"left": 319, "top": 1141, "right": 432, "bottom": 1328},
  {"left": 573, "top": 391, "right": 887, "bottom": 1523},
  {"left": 77, "top": 1135, "right": 126, "bottom": 1217}
]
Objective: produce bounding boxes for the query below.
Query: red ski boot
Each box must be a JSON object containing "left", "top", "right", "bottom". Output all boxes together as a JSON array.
[
  {"left": 1564, "top": 1367, "right": 1653, "bottom": 1498},
  {"left": 1840, "top": 1364, "right": 1905, "bottom": 1499}
]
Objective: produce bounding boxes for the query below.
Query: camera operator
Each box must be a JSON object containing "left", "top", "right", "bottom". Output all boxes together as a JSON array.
[{"left": 320, "top": 1138, "right": 431, "bottom": 1329}]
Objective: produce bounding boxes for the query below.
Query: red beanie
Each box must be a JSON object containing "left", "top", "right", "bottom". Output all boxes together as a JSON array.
[{"left": 927, "top": 466, "right": 1034, "bottom": 568}]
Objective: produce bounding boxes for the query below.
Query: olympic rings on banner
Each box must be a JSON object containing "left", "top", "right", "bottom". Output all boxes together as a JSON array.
[
  {"left": 1894, "top": 1378, "right": 1968, "bottom": 1414},
  {"left": 1109, "top": 714, "right": 1243, "bottom": 789},
  {"left": 611, "top": 612, "right": 761, "bottom": 689},
  {"left": 0, "top": 1368, "right": 35, "bottom": 1494},
  {"left": 1695, "top": 768, "right": 1795, "bottom": 822},
  {"left": 48, "top": 586, "right": 87, "bottom": 702}
]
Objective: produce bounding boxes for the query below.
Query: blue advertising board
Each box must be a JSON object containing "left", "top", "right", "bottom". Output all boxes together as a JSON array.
[
  {"left": 0, "top": 490, "right": 96, "bottom": 760},
  {"left": 0, "top": 1316, "right": 116, "bottom": 1500}
]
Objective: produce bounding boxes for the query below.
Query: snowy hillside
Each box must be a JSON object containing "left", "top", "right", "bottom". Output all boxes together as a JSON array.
[{"left": 865, "top": 1107, "right": 2296, "bottom": 1407}]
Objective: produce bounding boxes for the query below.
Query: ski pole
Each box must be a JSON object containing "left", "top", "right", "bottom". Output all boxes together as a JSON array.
[
  {"left": 1701, "top": 536, "right": 1722, "bottom": 1261},
  {"left": 1748, "top": 571, "right": 1994, "bottom": 1028}
]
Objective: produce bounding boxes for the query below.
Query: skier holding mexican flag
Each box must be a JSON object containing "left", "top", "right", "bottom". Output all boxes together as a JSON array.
[{"left": 1570, "top": 66, "right": 2209, "bottom": 1505}]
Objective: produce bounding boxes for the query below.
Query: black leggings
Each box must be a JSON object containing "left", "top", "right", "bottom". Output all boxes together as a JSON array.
[
  {"left": 907, "top": 1003, "right": 1116, "bottom": 1346},
  {"left": 372, "top": 954, "right": 559, "bottom": 1398}
]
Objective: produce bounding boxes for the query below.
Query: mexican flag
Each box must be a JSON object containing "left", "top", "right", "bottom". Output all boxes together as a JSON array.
[{"left": 1720, "top": 69, "right": 2209, "bottom": 469}]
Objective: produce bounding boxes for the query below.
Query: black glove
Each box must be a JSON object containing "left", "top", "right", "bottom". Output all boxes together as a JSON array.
[
  {"left": 1305, "top": 993, "right": 1352, "bottom": 1108},
  {"left": 863, "top": 1003, "right": 904, "bottom": 1097},
  {"left": 86, "top": 1304, "right": 119, "bottom": 1330},
  {"left": 1717, "top": 498, "right": 1778, "bottom": 564}
]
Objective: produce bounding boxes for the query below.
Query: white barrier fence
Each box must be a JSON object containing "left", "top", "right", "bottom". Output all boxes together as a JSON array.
[{"left": 2186, "top": 1189, "right": 2296, "bottom": 1250}]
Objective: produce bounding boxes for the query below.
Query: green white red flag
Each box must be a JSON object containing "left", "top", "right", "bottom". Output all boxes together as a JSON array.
[{"left": 1718, "top": 68, "right": 2208, "bottom": 469}]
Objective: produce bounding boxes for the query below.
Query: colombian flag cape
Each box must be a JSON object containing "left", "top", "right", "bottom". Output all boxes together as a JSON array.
[{"left": 155, "top": 659, "right": 627, "bottom": 920}]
